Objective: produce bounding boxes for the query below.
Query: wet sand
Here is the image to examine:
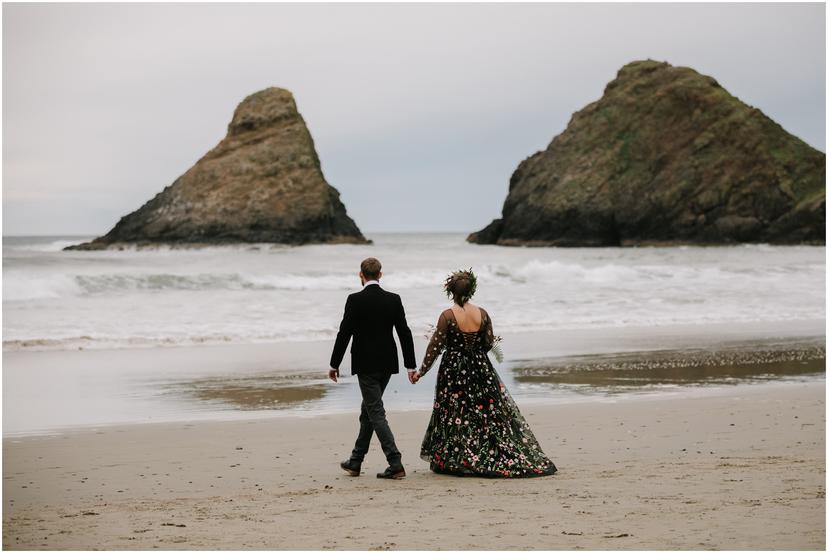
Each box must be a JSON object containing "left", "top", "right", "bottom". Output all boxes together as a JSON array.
[
  {"left": 4, "top": 319, "right": 824, "bottom": 436},
  {"left": 512, "top": 338, "right": 825, "bottom": 391},
  {"left": 3, "top": 378, "right": 824, "bottom": 550}
]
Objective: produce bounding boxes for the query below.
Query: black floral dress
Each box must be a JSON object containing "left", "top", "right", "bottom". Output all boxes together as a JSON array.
[{"left": 417, "top": 307, "right": 558, "bottom": 478}]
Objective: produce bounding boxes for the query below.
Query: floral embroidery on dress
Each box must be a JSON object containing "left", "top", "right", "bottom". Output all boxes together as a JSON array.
[{"left": 418, "top": 308, "right": 558, "bottom": 478}]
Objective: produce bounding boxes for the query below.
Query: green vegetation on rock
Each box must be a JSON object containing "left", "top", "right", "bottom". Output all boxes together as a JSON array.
[{"left": 469, "top": 59, "right": 825, "bottom": 246}]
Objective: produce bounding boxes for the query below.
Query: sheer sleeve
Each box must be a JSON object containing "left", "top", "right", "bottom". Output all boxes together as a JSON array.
[
  {"left": 419, "top": 311, "right": 449, "bottom": 376},
  {"left": 481, "top": 308, "right": 494, "bottom": 353}
]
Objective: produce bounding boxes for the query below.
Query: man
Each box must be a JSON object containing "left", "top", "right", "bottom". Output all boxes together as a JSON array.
[{"left": 329, "top": 257, "right": 416, "bottom": 479}]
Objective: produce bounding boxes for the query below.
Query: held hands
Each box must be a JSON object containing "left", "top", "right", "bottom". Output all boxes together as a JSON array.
[{"left": 331, "top": 367, "right": 417, "bottom": 384}]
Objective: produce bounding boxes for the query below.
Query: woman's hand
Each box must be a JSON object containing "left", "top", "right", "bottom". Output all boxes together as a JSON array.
[{"left": 408, "top": 370, "right": 421, "bottom": 384}]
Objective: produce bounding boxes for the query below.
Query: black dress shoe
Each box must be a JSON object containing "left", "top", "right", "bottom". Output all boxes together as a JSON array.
[
  {"left": 376, "top": 465, "right": 406, "bottom": 479},
  {"left": 340, "top": 459, "right": 362, "bottom": 476}
]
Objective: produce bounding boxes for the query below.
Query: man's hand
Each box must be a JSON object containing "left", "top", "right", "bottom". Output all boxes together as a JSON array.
[
  {"left": 408, "top": 370, "right": 420, "bottom": 384},
  {"left": 328, "top": 367, "right": 339, "bottom": 383}
]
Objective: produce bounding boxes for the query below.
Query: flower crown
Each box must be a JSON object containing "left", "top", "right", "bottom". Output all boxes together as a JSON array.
[{"left": 443, "top": 268, "right": 477, "bottom": 305}]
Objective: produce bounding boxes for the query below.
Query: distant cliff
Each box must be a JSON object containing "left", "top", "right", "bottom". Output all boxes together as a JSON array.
[
  {"left": 65, "top": 88, "right": 368, "bottom": 250},
  {"left": 469, "top": 59, "right": 825, "bottom": 246}
]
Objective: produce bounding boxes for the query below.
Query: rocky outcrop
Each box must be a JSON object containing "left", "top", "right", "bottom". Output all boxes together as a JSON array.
[
  {"left": 469, "top": 59, "right": 825, "bottom": 246},
  {"left": 65, "top": 88, "right": 368, "bottom": 250}
]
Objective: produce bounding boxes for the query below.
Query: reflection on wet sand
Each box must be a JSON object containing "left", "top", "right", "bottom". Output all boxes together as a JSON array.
[
  {"left": 156, "top": 338, "right": 826, "bottom": 414},
  {"left": 512, "top": 338, "right": 825, "bottom": 394},
  {"left": 161, "top": 373, "right": 329, "bottom": 410},
  {"left": 191, "top": 384, "right": 328, "bottom": 409}
]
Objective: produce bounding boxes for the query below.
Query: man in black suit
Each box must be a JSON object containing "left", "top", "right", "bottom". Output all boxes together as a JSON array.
[{"left": 329, "top": 257, "right": 416, "bottom": 479}]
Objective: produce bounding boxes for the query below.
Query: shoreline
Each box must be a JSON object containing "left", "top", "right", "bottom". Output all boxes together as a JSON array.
[
  {"left": 3, "top": 320, "right": 825, "bottom": 437},
  {"left": 3, "top": 379, "right": 824, "bottom": 550},
  {"left": 3, "top": 373, "right": 824, "bottom": 441},
  {"left": 4, "top": 317, "right": 825, "bottom": 354}
]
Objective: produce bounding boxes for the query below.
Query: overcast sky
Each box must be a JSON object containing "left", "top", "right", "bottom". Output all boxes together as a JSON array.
[{"left": 3, "top": 2, "right": 825, "bottom": 236}]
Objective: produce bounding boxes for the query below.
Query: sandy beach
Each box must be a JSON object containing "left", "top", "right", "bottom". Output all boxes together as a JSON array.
[
  {"left": 3, "top": 378, "right": 824, "bottom": 550},
  {"left": 3, "top": 237, "right": 825, "bottom": 550}
]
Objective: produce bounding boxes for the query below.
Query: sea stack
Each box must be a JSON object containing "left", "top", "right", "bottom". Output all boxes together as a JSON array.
[
  {"left": 468, "top": 59, "right": 826, "bottom": 246},
  {"left": 65, "top": 88, "right": 368, "bottom": 250}
]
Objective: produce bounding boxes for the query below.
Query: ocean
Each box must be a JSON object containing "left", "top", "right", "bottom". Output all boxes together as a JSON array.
[
  {"left": 3, "top": 233, "right": 825, "bottom": 436},
  {"left": 3, "top": 233, "right": 826, "bottom": 351}
]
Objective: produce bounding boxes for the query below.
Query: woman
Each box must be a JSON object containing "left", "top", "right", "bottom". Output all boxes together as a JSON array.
[{"left": 411, "top": 269, "right": 558, "bottom": 478}]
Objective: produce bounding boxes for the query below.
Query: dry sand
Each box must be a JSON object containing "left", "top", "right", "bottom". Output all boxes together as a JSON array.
[{"left": 3, "top": 380, "right": 825, "bottom": 550}]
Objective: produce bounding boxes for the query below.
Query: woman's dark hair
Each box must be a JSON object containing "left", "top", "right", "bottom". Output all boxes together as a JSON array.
[{"left": 444, "top": 269, "right": 477, "bottom": 306}]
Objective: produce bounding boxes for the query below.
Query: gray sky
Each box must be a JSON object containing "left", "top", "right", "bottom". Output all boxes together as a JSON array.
[{"left": 3, "top": 2, "right": 825, "bottom": 236}]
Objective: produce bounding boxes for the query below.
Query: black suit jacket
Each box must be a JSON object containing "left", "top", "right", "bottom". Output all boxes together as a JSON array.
[{"left": 329, "top": 283, "right": 416, "bottom": 375}]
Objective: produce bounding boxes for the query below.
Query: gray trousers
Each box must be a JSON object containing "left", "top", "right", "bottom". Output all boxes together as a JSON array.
[{"left": 350, "top": 372, "right": 402, "bottom": 466}]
